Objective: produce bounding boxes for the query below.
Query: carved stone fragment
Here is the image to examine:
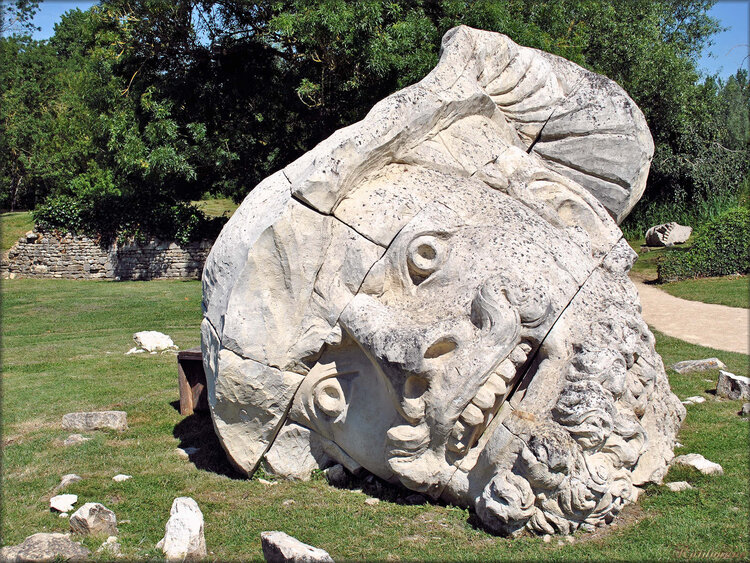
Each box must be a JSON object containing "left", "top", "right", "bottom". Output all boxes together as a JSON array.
[{"left": 201, "top": 26, "right": 683, "bottom": 536}]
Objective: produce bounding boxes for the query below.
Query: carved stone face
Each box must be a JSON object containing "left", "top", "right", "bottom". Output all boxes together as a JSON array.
[
  {"left": 290, "top": 182, "right": 586, "bottom": 496},
  {"left": 201, "top": 26, "right": 684, "bottom": 537}
]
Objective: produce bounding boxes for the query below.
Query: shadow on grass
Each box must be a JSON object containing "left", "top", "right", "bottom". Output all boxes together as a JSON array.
[{"left": 172, "top": 408, "right": 245, "bottom": 480}]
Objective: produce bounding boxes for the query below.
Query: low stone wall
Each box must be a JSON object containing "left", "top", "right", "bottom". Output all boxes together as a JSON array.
[{"left": 1, "top": 231, "right": 212, "bottom": 280}]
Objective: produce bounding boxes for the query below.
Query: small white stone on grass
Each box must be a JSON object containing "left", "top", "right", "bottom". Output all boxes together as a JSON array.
[
  {"left": 258, "top": 478, "right": 277, "bottom": 486},
  {"left": 55, "top": 474, "right": 82, "bottom": 491},
  {"left": 133, "top": 331, "right": 177, "bottom": 353},
  {"left": 666, "top": 481, "right": 693, "bottom": 492},
  {"left": 125, "top": 347, "right": 145, "bottom": 355},
  {"left": 175, "top": 447, "right": 199, "bottom": 460},
  {"left": 50, "top": 494, "right": 78, "bottom": 513},
  {"left": 69, "top": 503, "right": 118, "bottom": 536},
  {"left": 681, "top": 396, "right": 705, "bottom": 405},
  {"left": 671, "top": 453, "right": 723, "bottom": 476},
  {"left": 282, "top": 499, "right": 296, "bottom": 507},
  {"left": 64, "top": 434, "right": 91, "bottom": 446},
  {"left": 112, "top": 474, "right": 132, "bottom": 482},
  {"left": 543, "top": 534, "right": 551, "bottom": 543},
  {"left": 365, "top": 498, "right": 380, "bottom": 506},
  {"left": 59, "top": 512, "right": 69, "bottom": 518},
  {"left": 96, "top": 536, "right": 122, "bottom": 557},
  {"left": 260, "top": 531, "right": 333, "bottom": 563},
  {"left": 741, "top": 403, "right": 750, "bottom": 416},
  {"left": 156, "top": 497, "right": 207, "bottom": 561}
]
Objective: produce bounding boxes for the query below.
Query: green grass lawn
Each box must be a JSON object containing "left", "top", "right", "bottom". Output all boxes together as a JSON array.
[
  {"left": 191, "top": 198, "right": 239, "bottom": 218},
  {"left": 1, "top": 211, "right": 34, "bottom": 252},
  {"left": 628, "top": 237, "right": 748, "bottom": 309},
  {"left": 1, "top": 279, "right": 748, "bottom": 560}
]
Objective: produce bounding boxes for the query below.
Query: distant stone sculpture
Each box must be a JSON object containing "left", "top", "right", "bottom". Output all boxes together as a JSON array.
[
  {"left": 645, "top": 222, "right": 692, "bottom": 246},
  {"left": 201, "top": 26, "right": 684, "bottom": 535}
]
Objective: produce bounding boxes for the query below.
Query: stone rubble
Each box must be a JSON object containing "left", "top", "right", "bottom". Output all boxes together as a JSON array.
[
  {"left": 260, "top": 531, "right": 334, "bottom": 563},
  {"left": 62, "top": 411, "right": 128, "bottom": 432},
  {"left": 96, "top": 536, "right": 122, "bottom": 557},
  {"left": 644, "top": 222, "right": 692, "bottom": 247},
  {"left": 50, "top": 494, "right": 78, "bottom": 513},
  {"left": 63, "top": 434, "right": 91, "bottom": 446},
  {"left": 671, "top": 358, "right": 727, "bottom": 374},
  {"left": 55, "top": 473, "right": 82, "bottom": 491},
  {"left": 112, "top": 474, "right": 132, "bottom": 482},
  {"left": 0, "top": 533, "right": 90, "bottom": 562},
  {"left": 681, "top": 396, "right": 706, "bottom": 405},
  {"left": 716, "top": 370, "right": 750, "bottom": 400},
  {"left": 671, "top": 454, "right": 723, "bottom": 476},
  {"left": 665, "top": 481, "right": 693, "bottom": 492},
  {"left": 156, "top": 497, "right": 208, "bottom": 561},
  {"left": 69, "top": 502, "right": 119, "bottom": 536},
  {"left": 132, "top": 331, "right": 177, "bottom": 353}
]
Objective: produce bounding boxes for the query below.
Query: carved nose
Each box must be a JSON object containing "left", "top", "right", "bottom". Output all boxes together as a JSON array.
[{"left": 424, "top": 336, "right": 458, "bottom": 359}]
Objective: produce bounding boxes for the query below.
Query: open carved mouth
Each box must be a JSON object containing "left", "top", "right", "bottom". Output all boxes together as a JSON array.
[{"left": 385, "top": 338, "right": 536, "bottom": 464}]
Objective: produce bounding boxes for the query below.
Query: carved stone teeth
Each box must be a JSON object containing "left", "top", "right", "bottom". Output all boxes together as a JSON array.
[
  {"left": 446, "top": 435, "right": 470, "bottom": 453},
  {"left": 518, "top": 342, "right": 532, "bottom": 354},
  {"left": 472, "top": 386, "right": 496, "bottom": 410},
  {"left": 484, "top": 372, "right": 507, "bottom": 396},
  {"left": 451, "top": 419, "right": 470, "bottom": 441},
  {"left": 459, "top": 403, "right": 485, "bottom": 426},
  {"left": 509, "top": 345, "right": 528, "bottom": 365},
  {"left": 495, "top": 358, "right": 516, "bottom": 382},
  {"left": 386, "top": 424, "right": 430, "bottom": 449},
  {"left": 401, "top": 397, "right": 426, "bottom": 421}
]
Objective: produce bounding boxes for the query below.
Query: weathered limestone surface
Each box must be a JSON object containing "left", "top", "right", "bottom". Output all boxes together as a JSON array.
[
  {"left": 62, "top": 411, "right": 127, "bottom": 432},
  {"left": 1, "top": 232, "right": 211, "bottom": 280},
  {"left": 671, "top": 358, "right": 727, "bottom": 374},
  {"left": 156, "top": 497, "right": 207, "bottom": 561},
  {"left": 260, "top": 531, "right": 333, "bottom": 563},
  {"left": 645, "top": 222, "right": 692, "bottom": 246},
  {"left": 716, "top": 370, "right": 750, "bottom": 400},
  {"left": 202, "top": 26, "right": 681, "bottom": 536},
  {"left": 69, "top": 503, "right": 118, "bottom": 536},
  {"left": 0, "top": 533, "right": 90, "bottom": 562}
]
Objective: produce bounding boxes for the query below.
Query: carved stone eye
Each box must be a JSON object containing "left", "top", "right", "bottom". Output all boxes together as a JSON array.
[
  {"left": 314, "top": 378, "right": 346, "bottom": 417},
  {"left": 407, "top": 235, "right": 446, "bottom": 284}
]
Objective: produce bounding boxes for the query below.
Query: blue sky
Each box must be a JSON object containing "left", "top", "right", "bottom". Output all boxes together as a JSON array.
[{"left": 30, "top": 0, "right": 750, "bottom": 79}]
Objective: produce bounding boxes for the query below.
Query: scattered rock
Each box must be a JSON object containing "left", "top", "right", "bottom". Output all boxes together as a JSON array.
[
  {"left": 0, "top": 532, "right": 90, "bottom": 562},
  {"left": 63, "top": 434, "right": 91, "bottom": 446},
  {"left": 59, "top": 512, "right": 69, "bottom": 518},
  {"left": 62, "top": 411, "right": 127, "bottom": 432},
  {"left": 324, "top": 464, "right": 348, "bottom": 488},
  {"left": 674, "top": 441, "right": 684, "bottom": 448},
  {"left": 282, "top": 499, "right": 296, "bottom": 507},
  {"left": 125, "top": 347, "right": 145, "bottom": 355},
  {"left": 644, "top": 222, "right": 692, "bottom": 247},
  {"left": 55, "top": 474, "right": 82, "bottom": 491},
  {"left": 112, "top": 474, "right": 132, "bottom": 482},
  {"left": 671, "top": 453, "right": 723, "bottom": 476},
  {"left": 156, "top": 497, "right": 207, "bottom": 561},
  {"left": 740, "top": 403, "right": 750, "bottom": 416},
  {"left": 716, "top": 370, "right": 750, "bottom": 400},
  {"left": 258, "top": 478, "right": 277, "bottom": 486},
  {"left": 543, "top": 534, "right": 551, "bottom": 543},
  {"left": 175, "top": 446, "right": 199, "bottom": 460},
  {"left": 666, "top": 481, "right": 693, "bottom": 492},
  {"left": 96, "top": 536, "right": 121, "bottom": 557},
  {"left": 260, "top": 531, "right": 333, "bottom": 563},
  {"left": 133, "top": 331, "right": 177, "bottom": 353},
  {"left": 681, "top": 396, "right": 706, "bottom": 405},
  {"left": 70, "top": 502, "right": 118, "bottom": 536},
  {"left": 365, "top": 498, "right": 380, "bottom": 506},
  {"left": 50, "top": 494, "right": 78, "bottom": 513},
  {"left": 671, "top": 358, "right": 726, "bottom": 374},
  {"left": 565, "top": 535, "right": 575, "bottom": 544}
]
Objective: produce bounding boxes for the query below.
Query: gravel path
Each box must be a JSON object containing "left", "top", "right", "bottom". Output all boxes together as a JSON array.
[{"left": 633, "top": 279, "right": 749, "bottom": 355}]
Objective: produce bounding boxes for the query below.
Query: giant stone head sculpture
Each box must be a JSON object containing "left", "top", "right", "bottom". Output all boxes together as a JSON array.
[{"left": 201, "top": 26, "right": 685, "bottom": 535}]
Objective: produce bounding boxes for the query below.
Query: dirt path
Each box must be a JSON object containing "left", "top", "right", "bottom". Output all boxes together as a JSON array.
[{"left": 631, "top": 278, "right": 749, "bottom": 355}]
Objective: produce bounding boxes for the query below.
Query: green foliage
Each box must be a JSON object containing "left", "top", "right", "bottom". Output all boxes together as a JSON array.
[
  {"left": 657, "top": 207, "right": 750, "bottom": 282},
  {"left": 2, "top": 0, "right": 748, "bottom": 240}
]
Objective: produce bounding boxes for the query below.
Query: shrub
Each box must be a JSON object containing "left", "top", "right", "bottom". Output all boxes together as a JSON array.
[{"left": 657, "top": 207, "right": 750, "bottom": 282}]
